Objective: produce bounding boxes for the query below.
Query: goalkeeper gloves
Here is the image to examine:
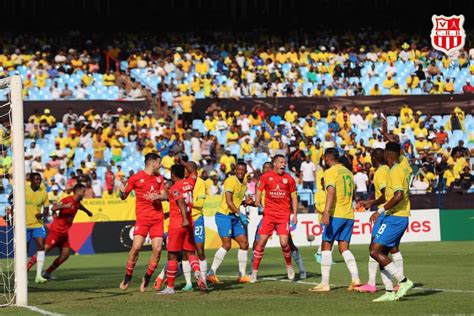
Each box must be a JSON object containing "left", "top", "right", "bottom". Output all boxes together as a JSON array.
[{"left": 238, "top": 212, "right": 249, "bottom": 226}]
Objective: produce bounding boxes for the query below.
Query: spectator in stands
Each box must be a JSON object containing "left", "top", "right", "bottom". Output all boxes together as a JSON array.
[
  {"left": 459, "top": 166, "right": 473, "bottom": 192},
  {"left": 128, "top": 83, "right": 143, "bottom": 99},
  {"left": 179, "top": 90, "right": 195, "bottom": 129},
  {"left": 463, "top": 81, "right": 474, "bottom": 94},
  {"left": 451, "top": 140, "right": 469, "bottom": 158},
  {"left": 300, "top": 154, "right": 316, "bottom": 192},
  {"left": 427, "top": 60, "right": 441, "bottom": 77}
]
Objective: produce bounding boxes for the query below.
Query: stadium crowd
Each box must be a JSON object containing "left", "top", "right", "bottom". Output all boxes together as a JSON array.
[
  {"left": 0, "top": 30, "right": 474, "bottom": 101},
  {"left": 0, "top": 101, "right": 471, "bottom": 215}
]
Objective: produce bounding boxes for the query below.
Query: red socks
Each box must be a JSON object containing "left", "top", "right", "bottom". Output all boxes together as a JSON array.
[
  {"left": 125, "top": 260, "right": 136, "bottom": 276},
  {"left": 146, "top": 262, "right": 158, "bottom": 276},
  {"left": 188, "top": 255, "right": 200, "bottom": 273},
  {"left": 27, "top": 255, "right": 37, "bottom": 271},
  {"left": 166, "top": 260, "right": 178, "bottom": 288},
  {"left": 46, "top": 257, "right": 67, "bottom": 274},
  {"left": 282, "top": 244, "right": 292, "bottom": 266},
  {"left": 252, "top": 246, "right": 264, "bottom": 271}
]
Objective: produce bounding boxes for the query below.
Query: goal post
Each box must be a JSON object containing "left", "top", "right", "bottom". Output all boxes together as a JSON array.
[
  {"left": 11, "top": 75, "right": 27, "bottom": 307},
  {"left": 0, "top": 75, "right": 27, "bottom": 307}
]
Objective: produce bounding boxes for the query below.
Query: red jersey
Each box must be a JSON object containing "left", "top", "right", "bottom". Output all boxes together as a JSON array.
[
  {"left": 125, "top": 170, "right": 165, "bottom": 221},
  {"left": 168, "top": 176, "right": 196, "bottom": 229},
  {"left": 258, "top": 170, "right": 296, "bottom": 221},
  {"left": 49, "top": 196, "right": 81, "bottom": 234}
]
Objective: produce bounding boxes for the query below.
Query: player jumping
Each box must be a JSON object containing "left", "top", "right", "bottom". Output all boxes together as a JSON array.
[
  {"left": 370, "top": 142, "right": 414, "bottom": 302},
  {"left": 118, "top": 153, "right": 167, "bottom": 291},
  {"left": 207, "top": 162, "right": 252, "bottom": 285},
  {"left": 158, "top": 159, "right": 206, "bottom": 295},
  {"left": 251, "top": 155, "right": 298, "bottom": 283},
  {"left": 309, "top": 148, "right": 360, "bottom": 292},
  {"left": 42, "top": 184, "right": 93, "bottom": 279}
]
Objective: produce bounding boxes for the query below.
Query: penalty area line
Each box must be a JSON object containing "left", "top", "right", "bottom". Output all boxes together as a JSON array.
[
  {"left": 21, "top": 305, "right": 64, "bottom": 316},
  {"left": 219, "top": 274, "right": 474, "bottom": 293}
]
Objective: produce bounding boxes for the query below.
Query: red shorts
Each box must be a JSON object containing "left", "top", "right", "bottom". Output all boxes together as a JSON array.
[
  {"left": 134, "top": 218, "right": 164, "bottom": 239},
  {"left": 258, "top": 216, "right": 290, "bottom": 236},
  {"left": 167, "top": 224, "right": 196, "bottom": 252},
  {"left": 46, "top": 230, "right": 70, "bottom": 248}
]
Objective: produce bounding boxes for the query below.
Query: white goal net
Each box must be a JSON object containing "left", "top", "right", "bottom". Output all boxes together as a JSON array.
[{"left": 0, "top": 76, "right": 27, "bottom": 307}]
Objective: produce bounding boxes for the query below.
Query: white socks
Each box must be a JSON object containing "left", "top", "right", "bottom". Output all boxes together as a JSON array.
[
  {"left": 383, "top": 262, "right": 405, "bottom": 282},
  {"left": 391, "top": 252, "right": 404, "bottom": 276},
  {"left": 342, "top": 250, "right": 359, "bottom": 282},
  {"left": 320, "top": 250, "right": 332, "bottom": 285},
  {"left": 209, "top": 247, "right": 227, "bottom": 275},
  {"left": 36, "top": 251, "right": 45, "bottom": 279},
  {"left": 199, "top": 259, "right": 207, "bottom": 280},
  {"left": 237, "top": 249, "right": 248, "bottom": 277},
  {"left": 158, "top": 262, "right": 167, "bottom": 279},
  {"left": 182, "top": 260, "right": 192, "bottom": 286},
  {"left": 380, "top": 268, "right": 394, "bottom": 291},
  {"left": 368, "top": 256, "right": 379, "bottom": 286}
]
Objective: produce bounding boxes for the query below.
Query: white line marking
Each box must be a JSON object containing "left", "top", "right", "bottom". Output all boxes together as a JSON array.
[
  {"left": 217, "top": 275, "right": 474, "bottom": 294},
  {"left": 21, "top": 305, "right": 63, "bottom": 315}
]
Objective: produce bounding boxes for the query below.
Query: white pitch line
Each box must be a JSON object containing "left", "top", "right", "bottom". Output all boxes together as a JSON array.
[
  {"left": 21, "top": 305, "right": 63, "bottom": 316},
  {"left": 218, "top": 275, "right": 474, "bottom": 294}
]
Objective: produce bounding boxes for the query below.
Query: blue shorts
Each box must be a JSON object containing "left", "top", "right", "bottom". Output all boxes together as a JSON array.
[
  {"left": 373, "top": 215, "right": 409, "bottom": 248},
  {"left": 372, "top": 212, "right": 385, "bottom": 238},
  {"left": 322, "top": 217, "right": 354, "bottom": 243},
  {"left": 215, "top": 212, "right": 246, "bottom": 238},
  {"left": 193, "top": 215, "right": 205, "bottom": 244},
  {"left": 254, "top": 219, "right": 263, "bottom": 241},
  {"left": 26, "top": 227, "right": 46, "bottom": 243}
]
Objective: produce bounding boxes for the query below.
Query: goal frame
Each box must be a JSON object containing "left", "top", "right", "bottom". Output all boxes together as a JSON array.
[{"left": 0, "top": 75, "right": 27, "bottom": 306}]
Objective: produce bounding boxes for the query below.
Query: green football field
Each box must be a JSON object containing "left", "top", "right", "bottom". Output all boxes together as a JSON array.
[{"left": 3, "top": 241, "right": 474, "bottom": 315}]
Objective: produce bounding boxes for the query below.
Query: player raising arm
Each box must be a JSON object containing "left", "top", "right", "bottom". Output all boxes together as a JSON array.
[
  {"left": 370, "top": 142, "right": 414, "bottom": 302},
  {"left": 42, "top": 184, "right": 92, "bottom": 280},
  {"left": 309, "top": 148, "right": 360, "bottom": 293},
  {"left": 251, "top": 155, "right": 297, "bottom": 283},
  {"left": 119, "top": 153, "right": 167, "bottom": 291}
]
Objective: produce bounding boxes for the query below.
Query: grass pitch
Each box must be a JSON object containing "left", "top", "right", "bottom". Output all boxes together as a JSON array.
[{"left": 3, "top": 241, "right": 474, "bottom": 315}]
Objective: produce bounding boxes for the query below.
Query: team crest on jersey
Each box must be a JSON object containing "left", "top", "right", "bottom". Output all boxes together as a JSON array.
[
  {"left": 173, "top": 190, "right": 180, "bottom": 197},
  {"left": 282, "top": 178, "right": 288, "bottom": 184},
  {"left": 431, "top": 15, "right": 466, "bottom": 55},
  {"left": 269, "top": 177, "right": 273, "bottom": 181},
  {"left": 156, "top": 177, "right": 162, "bottom": 183},
  {"left": 139, "top": 178, "right": 145, "bottom": 183}
]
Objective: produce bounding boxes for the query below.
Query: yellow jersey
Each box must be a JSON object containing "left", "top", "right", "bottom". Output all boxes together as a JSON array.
[
  {"left": 192, "top": 178, "right": 207, "bottom": 221},
  {"left": 323, "top": 164, "right": 354, "bottom": 219},
  {"left": 314, "top": 190, "right": 326, "bottom": 221},
  {"left": 219, "top": 175, "right": 247, "bottom": 215},
  {"left": 373, "top": 165, "right": 390, "bottom": 200},
  {"left": 385, "top": 163, "right": 410, "bottom": 217},
  {"left": 25, "top": 185, "right": 49, "bottom": 228}
]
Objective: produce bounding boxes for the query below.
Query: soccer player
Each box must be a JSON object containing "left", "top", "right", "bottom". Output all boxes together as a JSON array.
[
  {"left": 42, "top": 184, "right": 92, "bottom": 279},
  {"left": 181, "top": 162, "right": 208, "bottom": 291},
  {"left": 25, "top": 173, "right": 50, "bottom": 284},
  {"left": 370, "top": 142, "right": 414, "bottom": 302},
  {"left": 309, "top": 148, "right": 360, "bottom": 292},
  {"left": 251, "top": 155, "right": 298, "bottom": 283},
  {"left": 207, "top": 162, "right": 252, "bottom": 284},
  {"left": 252, "top": 162, "right": 306, "bottom": 279},
  {"left": 356, "top": 148, "right": 394, "bottom": 293},
  {"left": 159, "top": 160, "right": 206, "bottom": 295},
  {"left": 118, "top": 153, "right": 167, "bottom": 291}
]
